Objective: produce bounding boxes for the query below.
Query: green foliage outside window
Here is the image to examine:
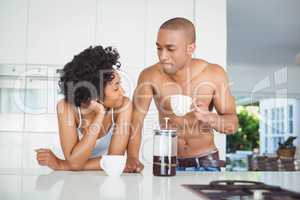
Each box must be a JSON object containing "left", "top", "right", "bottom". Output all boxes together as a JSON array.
[{"left": 227, "top": 106, "right": 260, "bottom": 153}]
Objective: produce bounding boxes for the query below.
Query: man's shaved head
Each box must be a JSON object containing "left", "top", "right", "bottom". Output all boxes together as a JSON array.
[{"left": 159, "top": 17, "right": 196, "bottom": 43}]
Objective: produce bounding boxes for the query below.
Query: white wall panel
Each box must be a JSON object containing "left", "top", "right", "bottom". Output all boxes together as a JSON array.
[
  {"left": 229, "top": 65, "right": 300, "bottom": 98},
  {"left": 0, "top": 175, "right": 21, "bottom": 200},
  {"left": 0, "top": 75, "right": 25, "bottom": 132},
  {"left": 0, "top": 0, "right": 27, "bottom": 64},
  {"left": 96, "top": 0, "right": 146, "bottom": 98},
  {"left": 145, "top": 0, "right": 194, "bottom": 66},
  {"left": 0, "top": 133, "right": 22, "bottom": 168},
  {"left": 22, "top": 133, "right": 62, "bottom": 169},
  {"left": 27, "top": 0, "right": 96, "bottom": 65}
]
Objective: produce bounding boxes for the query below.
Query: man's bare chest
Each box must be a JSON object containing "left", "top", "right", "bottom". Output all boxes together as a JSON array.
[{"left": 152, "top": 76, "right": 215, "bottom": 112}]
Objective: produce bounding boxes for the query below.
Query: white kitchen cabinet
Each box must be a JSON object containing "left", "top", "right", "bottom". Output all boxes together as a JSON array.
[
  {"left": 0, "top": 65, "right": 26, "bottom": 132},
  {"left": 96, "top": 0, "right": 146, "bottom": 97},
  {"left": 27, "top": 0, "right": 96, "bottom": 65},
  {"left": 22, "top": 132, "right": 63, "bottom": 169},
  {"left": 0, "top": 64, "right": 62, "bottom": 133},
  {"left": 0, "top": 0, "right": 27, "bottom": 64},
  {"left": 24, "top": 77, "right": 60, "bottom": 133},
  {"left": 194, "top": 0, "right": 227, "bottom": 65},
  {"left": 145, "top": 0, "right": 194, "bottom": 66},
  {"left": 0, "top": 175, "right": 21, "bottom": 200},
  {"left": 0, "top": 133, "right": 22, "bottom": 168}
]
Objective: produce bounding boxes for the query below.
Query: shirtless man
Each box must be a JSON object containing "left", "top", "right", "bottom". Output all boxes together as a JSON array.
[{"left": 125, "top": 17, "right": 238, "bottom": 172}]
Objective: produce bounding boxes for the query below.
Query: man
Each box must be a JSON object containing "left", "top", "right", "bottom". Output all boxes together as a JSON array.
[{"left": 125, "top": 17, "right": 238, "bottom": 172}]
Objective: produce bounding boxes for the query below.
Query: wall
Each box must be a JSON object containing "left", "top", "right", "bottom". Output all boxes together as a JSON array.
[
  {"left": 0, "top": 0, "right": 227, "bottom": 169},
  {"left": 228, "top": 65, "right": 300, "bottom": 99}
]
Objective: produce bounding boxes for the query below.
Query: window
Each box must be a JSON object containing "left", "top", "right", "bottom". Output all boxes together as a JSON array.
[
  {"left": 271, "top": 108, "right": 275, "bottom": 134},
  {"left": 289, "top": 121, "right": 293, "bottom": 133},
  {"left": 272, "top": 122, "right": 275, "bottom": 134},
  {"left": 280, "top": 108, "right": 284, "bottom": 119},
  {"left": 281, "top": 122, "right": 284, "bottom": 134},
  {"left": 264, "top": 110, "right": 268, "bottom": 134},
  {"left": 265, "top": 137, "right": 268, "bottom": 153},
  {"left": 279, "top": 137, "right": 284, "bottom": 144},
  {"left": 289, "top": 105, "right": 293, "bottom": 118},
  {"left": 288, "top": 105, "right": 294, "bottom": 133},
  {"left": 278, "top": 107, "right": 284, "bottom": 134},
  {"left": 273, "top": 138, "right": 278, "bottom": 152}
]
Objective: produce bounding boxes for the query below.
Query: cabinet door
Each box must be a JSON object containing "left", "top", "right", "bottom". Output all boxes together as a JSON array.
[
  {"left": 27, "top": 0, "right": 95, "bottom": 64},
  {"left": 194, "top": 0, "right": 227, "bottom": 65},
  {"left": 22, "top": 133, "right": 63, "bottom": 169},
  {"left": 0, "top": 0, "right": 27, "bottom": 63},
  {"left": 97, "top": 0, "right": 147, "bottom": 97},
  {"left": 0, "top": 133, "right": 22, "bottom": 169},
  {"left": 24, "top": 75, "right": 61, "bottom": 133},
  {"left": 145, "top": 0, "right": 194, "bottom": 66},
  {"left": 0, "top": 65, "right": 26, "bottom": 132}
]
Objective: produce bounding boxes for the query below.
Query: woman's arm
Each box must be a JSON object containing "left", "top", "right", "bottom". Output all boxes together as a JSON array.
[
  {"left": 36, "top": 97, "right": 132, "bottom": 171},
  {"left": 36, "top": 148, "right": 103, "bottom": 170},
  {"left": 60, "top": 156, "right": 102, "bottom": 170},
  {"left": 56, "top": 100, "right": 105, "bottom": 170},
  {"left": 108, "top": 96, "right": 132, "bottom": 155}
]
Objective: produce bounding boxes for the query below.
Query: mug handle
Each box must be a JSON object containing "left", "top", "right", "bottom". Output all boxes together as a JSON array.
[{"left": 100, "top": 157, "right": 106, "bottom": 171}]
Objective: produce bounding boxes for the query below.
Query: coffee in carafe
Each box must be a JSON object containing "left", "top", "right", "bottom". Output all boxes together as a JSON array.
[{"left": 153, "top": 129, "right": 177, "bottom": 176}]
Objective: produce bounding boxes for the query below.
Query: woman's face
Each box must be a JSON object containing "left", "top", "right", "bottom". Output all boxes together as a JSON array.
[{"left": 103, "top": 72, "right": 125, "bottom": 108}]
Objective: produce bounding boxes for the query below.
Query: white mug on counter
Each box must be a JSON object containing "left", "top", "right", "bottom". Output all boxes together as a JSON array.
[{"left": 100, "top": 155, "right": 126, "bottom": 177}]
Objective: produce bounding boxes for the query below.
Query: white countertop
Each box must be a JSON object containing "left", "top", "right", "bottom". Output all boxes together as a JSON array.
[{"left": 1, "top": 166, "right": 300, "bottom": 200}]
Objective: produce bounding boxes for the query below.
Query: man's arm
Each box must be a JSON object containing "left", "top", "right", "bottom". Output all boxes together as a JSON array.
[
  {"left": 193, "top": 65, "right": 238, "bottom": 134},
  {"left": 126, "top": 69, "right": 153, "bottom": 171},
  {"left": 210, "top": 65, "right": 238, "bottom": 134}
]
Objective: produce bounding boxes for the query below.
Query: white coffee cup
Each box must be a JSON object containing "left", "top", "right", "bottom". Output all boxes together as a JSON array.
[
  {"left": 170, "top": 95, "right": 193, "bottom": 117},
  {"left": 100, "top": 155, "right": 126, "bottom": 177}
]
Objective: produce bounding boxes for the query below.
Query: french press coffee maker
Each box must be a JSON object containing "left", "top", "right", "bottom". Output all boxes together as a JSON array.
[{"left": 153, "top": 117, "right": 177, "bottom": 176}]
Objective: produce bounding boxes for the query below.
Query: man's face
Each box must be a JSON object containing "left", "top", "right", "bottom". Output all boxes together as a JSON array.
[{"left": 156, "top": 29, "right": 194, "bottom": 75}]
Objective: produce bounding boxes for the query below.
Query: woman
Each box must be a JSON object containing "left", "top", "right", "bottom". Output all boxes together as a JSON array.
[{"left": 35, "top": 46, "right": 132, "bottom": 171}]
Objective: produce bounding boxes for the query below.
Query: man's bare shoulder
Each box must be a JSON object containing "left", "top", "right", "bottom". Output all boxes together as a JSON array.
[
  {"left": 138, "top": 63, "right": 160, "bottom": 82},
  {"left": 207, "top": 63, "right": 228, "bottom": 82},
  {"left": 193, "top": 59, "right": 227, "bottom": 81}
]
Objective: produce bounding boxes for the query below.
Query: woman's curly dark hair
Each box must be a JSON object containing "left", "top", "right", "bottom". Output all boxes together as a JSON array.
[{"left": 59, "top": 45, "right": 121, "bottom": 107}]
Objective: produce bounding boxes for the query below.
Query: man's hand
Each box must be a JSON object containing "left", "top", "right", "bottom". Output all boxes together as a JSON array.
[
  {"left": 124, "top": 157, "right": 144, "bottom": 173},
  {"left": 193, "top": 104, "right": 217, "bottom": 124},
  {"left": 35, "top": 148, "right": 63, "bottom": 170}
]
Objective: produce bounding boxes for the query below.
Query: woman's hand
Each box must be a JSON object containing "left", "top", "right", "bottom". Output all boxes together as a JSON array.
[
  {"left": 80, "top": 100, "right": 106, "bottom": 116},
  {"left": 35, "top": 148, "right": 63, "bottom": 170},
  {"left": 124, "top": 157, "right": 144, "bottom": 173}
]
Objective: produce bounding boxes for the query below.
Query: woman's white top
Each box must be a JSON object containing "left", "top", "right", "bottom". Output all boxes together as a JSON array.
[{"left": 77, "top": 107, "right": 114, "bottom": 158}]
